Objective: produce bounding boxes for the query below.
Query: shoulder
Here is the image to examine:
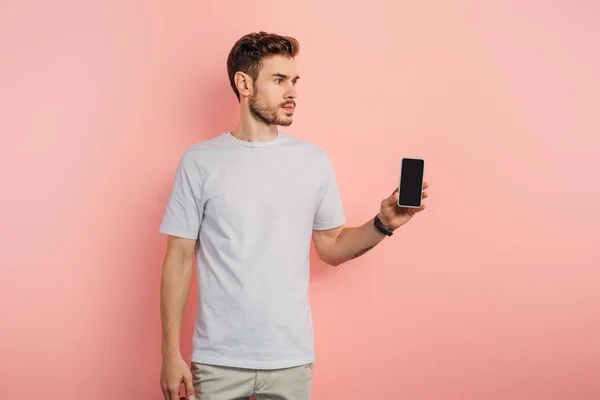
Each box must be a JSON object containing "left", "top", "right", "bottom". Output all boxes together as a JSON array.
[
  {"left": 170, "top": 136, "right": 225, "bottom": 179},
  {"left": 184, "top": 134, "right": 228, "bottom": 156},
  {"left": 281, "top": 132, "right": 330, "bottom": 162},
  {"left": 177, "top": 134, "right": 230, "bottom": 166}
]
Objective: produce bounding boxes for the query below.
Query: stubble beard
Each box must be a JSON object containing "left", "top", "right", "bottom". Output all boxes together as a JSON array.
[{"left": 249, "top": 92, "right": 293, "bottom": 127}]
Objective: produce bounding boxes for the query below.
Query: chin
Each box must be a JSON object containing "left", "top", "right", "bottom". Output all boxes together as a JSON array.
[
  {"left": 278, "top": 120, "right": 293, "bottom": 127},
  {"left": 273, "top": 114, "right": 293, "bottom": 127}
]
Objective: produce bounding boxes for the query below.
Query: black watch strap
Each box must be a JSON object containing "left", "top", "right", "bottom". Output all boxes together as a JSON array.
[{"left": 373, "top": 214, "right": 393, "bottom": 236}]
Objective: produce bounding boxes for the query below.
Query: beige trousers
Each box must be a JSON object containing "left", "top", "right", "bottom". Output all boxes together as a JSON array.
[{"left": 190, "top": 362, "right": 313, "bottom": 400}]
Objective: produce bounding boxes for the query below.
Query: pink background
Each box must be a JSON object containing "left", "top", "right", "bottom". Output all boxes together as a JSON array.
[{"left": 1, "top": 1, "right": 599, "bottom": 399}]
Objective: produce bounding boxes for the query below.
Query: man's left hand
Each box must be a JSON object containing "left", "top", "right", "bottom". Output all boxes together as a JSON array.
[{"left": 378, "top": 181, "right": 429, "bottom": 232}]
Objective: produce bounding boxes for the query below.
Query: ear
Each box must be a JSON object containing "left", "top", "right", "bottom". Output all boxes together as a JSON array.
[{"left": 235, "top": 71, "right": 253, "bottom": 99}]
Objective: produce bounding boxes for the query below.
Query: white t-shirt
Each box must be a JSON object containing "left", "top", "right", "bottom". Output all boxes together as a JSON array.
[{"left": 159, "top": 131, "right": 346, "bottom": 369}]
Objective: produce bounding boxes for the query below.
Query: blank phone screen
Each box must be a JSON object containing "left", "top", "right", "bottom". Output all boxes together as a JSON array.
[{"left": 398, "top": 158, "right": 424, "bottom": 207}]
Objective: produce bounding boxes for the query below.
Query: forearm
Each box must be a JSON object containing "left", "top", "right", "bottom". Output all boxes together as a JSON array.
[
  {"left": 328, "top": 216, "right": 389, "bottom": 266},
  {"left": 160, "top": 251, "right": 193, "bottom": 357}
]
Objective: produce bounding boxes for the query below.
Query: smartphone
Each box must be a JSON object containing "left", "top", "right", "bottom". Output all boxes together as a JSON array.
[{"left": 398, "top": 158, "right": 425, "bottom": 208}]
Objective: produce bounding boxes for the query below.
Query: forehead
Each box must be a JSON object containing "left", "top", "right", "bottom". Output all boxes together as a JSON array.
[{"left": 258, "top": 55, "right": 298, "bottom": 78}]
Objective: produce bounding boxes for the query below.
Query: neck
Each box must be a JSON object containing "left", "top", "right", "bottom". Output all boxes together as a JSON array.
[{"left": 231, "top": 102, "right": 279, "bottom": 142}]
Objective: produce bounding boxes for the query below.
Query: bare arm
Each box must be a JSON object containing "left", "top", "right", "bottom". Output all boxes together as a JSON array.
[
  {"left": 160, "top": 235, "right": 196, "bottom": 357},
  {"left": 313, "top": 182, "right": 429, "bottom": 267},
  {"left": 312, "top": 216, "right": 388, "bottom": 267}
]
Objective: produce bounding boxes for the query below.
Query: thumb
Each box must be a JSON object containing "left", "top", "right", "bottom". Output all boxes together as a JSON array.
[
  {"left": 183, "top": 370, "right": 195, "bottom": 400},
  {"left": 387, "top": 188, "right": 399, "bottom": 205}
]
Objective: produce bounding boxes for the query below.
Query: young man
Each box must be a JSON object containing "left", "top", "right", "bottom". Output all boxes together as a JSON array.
[{"left": 159, "top": 31, "right": 429, "bottom": 400}]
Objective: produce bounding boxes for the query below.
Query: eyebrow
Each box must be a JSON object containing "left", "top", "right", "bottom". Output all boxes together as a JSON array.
[{"left": 272, "top": 73, "right": 300, "bottom": 80}]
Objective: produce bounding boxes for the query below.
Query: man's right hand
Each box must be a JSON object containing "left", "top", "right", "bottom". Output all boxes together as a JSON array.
[{"left": 160, "top": 353, "right": 195, "bottom": 400}]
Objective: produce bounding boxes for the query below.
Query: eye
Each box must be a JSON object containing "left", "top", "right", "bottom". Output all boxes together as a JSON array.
[{"left": 275, "top": 78, "right": 283, "bottom": 84}]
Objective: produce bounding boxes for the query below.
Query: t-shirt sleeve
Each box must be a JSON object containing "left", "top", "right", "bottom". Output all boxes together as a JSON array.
[
  {"left": 313, "top": 151, "right": 346, "bottom": 230},
  {"left": 159, "top": 151, "right": 204, "bottom": 240}
]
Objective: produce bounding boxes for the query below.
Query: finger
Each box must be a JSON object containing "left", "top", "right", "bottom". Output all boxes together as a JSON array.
[
  {"left": 169, "top": 385, "right": 180, "bottom": 400},
  {"left": 183, "top": 370, "right": 195, "bottom": 400},
  {"left": 387, "top": 188, "right": 399, "bottom": 205},
  {"left": 382, "top": 192, "right": 397, "bottom": 208},
  {"left": 416, "top": 203, "right": 426, "bottom": 212},
  {"left": 422, "top": 191, "right": 428, "bottom": 199},
  {"left": 423, "top": 181, "right": 429, "bottom": 190},
  {"left": 161, "top": 379, "right": 171, "bottom": 400}
]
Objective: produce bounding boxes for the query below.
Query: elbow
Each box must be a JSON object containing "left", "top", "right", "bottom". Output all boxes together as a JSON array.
[
  {"left": 328, "top": 256, "right": 342, "bottom": 267},
  {"left": 319, "top": 253, "right": 342, "bottom": 267}
]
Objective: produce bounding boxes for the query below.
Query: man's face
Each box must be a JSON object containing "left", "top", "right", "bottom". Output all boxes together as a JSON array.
[{"left": 249, "top": 55, "right": 299, "bottom": 127}]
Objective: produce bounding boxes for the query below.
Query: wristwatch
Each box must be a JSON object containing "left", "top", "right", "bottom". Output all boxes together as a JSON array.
[{"left": 373, "top": 214, "right": 394, "bottom": 236}]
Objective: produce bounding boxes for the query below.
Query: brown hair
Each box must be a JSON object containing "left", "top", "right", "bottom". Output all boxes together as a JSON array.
[{"left": 227, "top": 31, "right": 300, "bottom": 101}]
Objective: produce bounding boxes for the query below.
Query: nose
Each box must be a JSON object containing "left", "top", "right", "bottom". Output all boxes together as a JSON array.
[{"left": 286, "top": 84, "right": 297, "bottom": 99}]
